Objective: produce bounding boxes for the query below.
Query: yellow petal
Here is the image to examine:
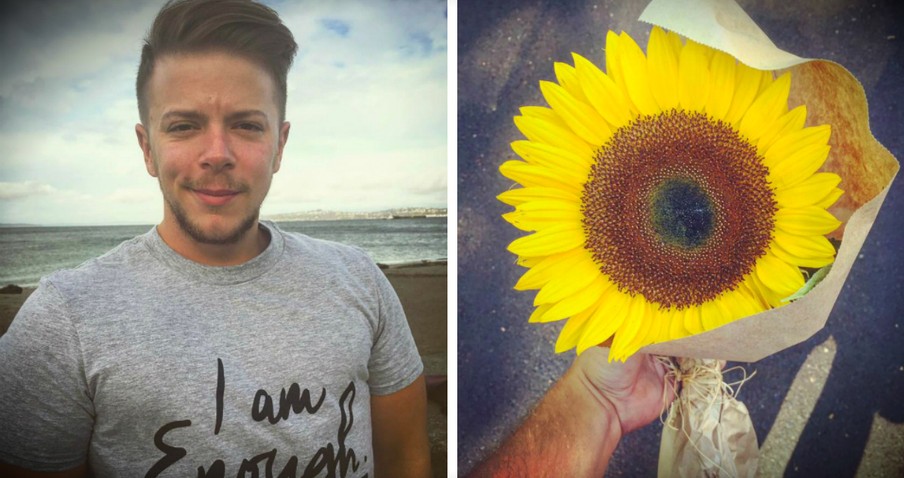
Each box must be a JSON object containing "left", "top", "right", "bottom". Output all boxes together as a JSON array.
[
  {"left": 635, "top": 304, "right": 668, "bottom": 347},
  {"left": 774, "top": 206, "right": 842, "bottom": 236},
  {"left": 520, "top": 105, "right": 567, "bottom": 126},
  {"left": 497, "top": 186, "right": 581, "bottom": 207},
  {"left": 683, "top": 306, "right": 704, "bottom": 334},
  {"left": 668, "top": 307, "right": 689, "bottom": 341},
  {"left": 724, "top": 288, "right": 763, "bottom": 321},
  {"left": 741, "top": 276, "right": 770, "bottom": 309},
  {"left": 774, "top": 172, "right": 842, "bottom": 208},
  {"left": 756, "top": 68, "right": 775, "bottom": 94},
  {"left": 534, "top": 255, "right": 602, "bottom": 305},
  {"left": 540, "top": 80, "right": 611, "bottom": 146},
  {"left": 700, "top": 299, "right": 727, "bottom": 331},
  {"left": 724, "top": 62, "right": 765, "bottom": 126},
  {"left": 516, "top": 255, "right": 545, "bottom": 268},
  {"left": 515, "top": 248, "right": 588, "bottom": 290},
  {"left": 605, "top": 31, "right": 627, "bottom": 93},
  {"left": 507, "top": 223, "right": 584, "bottom": 257},
  {"left": 649, "top": 307, "right": 672, "bottom": 343},
  {"left": 499, "top": 160, "right": 582, "bottom": 193},
  {"left": 572, "top": 53, "right": 634, "bottom": 129},
  {"left": 665, "top": 29, "right": 684, "bottom": 54},
  {"left": 715, "top": 295, "right": 740, "bottom": 327},
  {"left": 576, "top": 287, "right": 629, "bottom": 354},
  {"left": 817, "top": 188, "right": 844, "bottom": 209},
  {"left": 514, "top": 114, "right": 594, "bottom": 157},
  {"left": 510, "top": 140, "right": 591, "bottom": 182},
  {"left": 503, "top": 199, "right": 584, "bottom": 232},
  {"left": 678, "top": 39, "right": 710, "bottom": 112},
  {"left": 655, "top": 310, "right": 676, "bottom": 344},
  {"left": 646, "top": 26, "right": 680, "bottom": 111},
  {"left": 747, "top": 271, "right": 785, "bottom": 308},
  {"left": 555, "top": 307, "right": 596, "bottom": 353},
  {"left": 769, "top": 144, "right": 831, "bottom": 189},
  {"left": 757, "top": 105, "right": 808, "bottom": 155},
  {"left": 624, "top": 309, "right": 656, "bottom": 354},
  {"left": 609, "top": 294, "right": 648, "bottom": 361},
  {"left": 737, "top": 72, "right": 791, "bottom": 142},
  {"left": 773, "top": 229, "right": 837, "bottom": 259},
  {"left": 618, "top": 32, "right": 660, "bottom": 115},
  {"left": 554, "top": 61, "right": 589, "bottom": 104},
  {"left": 540, "top": 275, "right": 610, "bottom": 322},
  {"left": 770, "top": 242, "right": 834, "bottom": 269},
  {"left": 501, "top": 210, "right": 568, "bottom": 232},
  {"left": 755, "top": 251, "right": 805, "bottom": 297},
  {"left": 763, "top": 124, "right": 831, "bottom": 167},
  {"left": 704, "top": 49, "right": 735, "bottom": 120},
  {"left": 507, "top": 198, "right": 583, "bottom": 214},
  {"left": 528, "top": 304, "right": 553, "bottom": 323}
]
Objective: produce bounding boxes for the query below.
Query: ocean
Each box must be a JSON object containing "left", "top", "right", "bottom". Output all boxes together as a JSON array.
[{"left": 0, "top": 217, "right": 447, "bottom": 287}]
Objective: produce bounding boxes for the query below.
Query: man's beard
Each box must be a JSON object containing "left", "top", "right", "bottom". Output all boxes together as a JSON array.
[{"left": 165, "top": 193, "right": 259, "bottom": 245}]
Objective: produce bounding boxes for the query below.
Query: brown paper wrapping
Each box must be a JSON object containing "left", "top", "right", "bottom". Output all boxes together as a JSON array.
[
  {"left": 658, "top": 359, "right": 758, "bottom": 478},
  {"left": 630, "top": 1, "right": 898, "bottom": 477}
]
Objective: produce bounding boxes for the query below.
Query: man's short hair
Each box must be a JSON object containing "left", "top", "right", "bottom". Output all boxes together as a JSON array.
[{"left": 136, "top": 0, "right": 298, "bottom": 125}]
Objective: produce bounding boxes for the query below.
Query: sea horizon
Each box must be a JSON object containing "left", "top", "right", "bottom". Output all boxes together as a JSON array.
[{"left": 0, "top": 217, "right": 447, "bottom": 287}]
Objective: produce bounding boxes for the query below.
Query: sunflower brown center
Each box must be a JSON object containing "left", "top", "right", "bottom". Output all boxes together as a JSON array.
[
  {"left": 581, "top": 110, "right": 776, "bottom": 309},
  {"left": 651, "top": 178, "right": 714, "bottom": 249}
]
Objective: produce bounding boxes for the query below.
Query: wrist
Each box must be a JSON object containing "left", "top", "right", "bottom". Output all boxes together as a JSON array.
[{"left": 569, "top": 365, "right": 623, "bottom": 446}]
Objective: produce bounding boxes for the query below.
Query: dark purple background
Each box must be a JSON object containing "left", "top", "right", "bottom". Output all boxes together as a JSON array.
[{"left": 458, "top": 0, "right": 903, "bottom": 475}]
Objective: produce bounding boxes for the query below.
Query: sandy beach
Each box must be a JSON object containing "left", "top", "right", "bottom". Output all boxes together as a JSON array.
[
  {"left": 381, "top": 261, "right": 448, "bottom": 476},
  {"left": 0, "top": 261, "right": 448, "bottom": 475}
]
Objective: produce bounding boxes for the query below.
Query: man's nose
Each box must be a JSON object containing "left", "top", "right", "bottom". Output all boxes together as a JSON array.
[{"left": 200, "top": 126, "right": 236, "bottom": 171}]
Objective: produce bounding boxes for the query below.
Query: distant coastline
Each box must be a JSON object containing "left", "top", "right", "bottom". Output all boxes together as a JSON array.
[
  {"left": 0, "top": 207, "right": 448, "bottom": 228},
  {"left": 263, "top": 207, "right": 448, "bottom": 222}
]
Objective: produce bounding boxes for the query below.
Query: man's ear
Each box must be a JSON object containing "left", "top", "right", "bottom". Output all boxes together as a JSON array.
[
  {"left": 273, "top": 121, "right": 290, "bottom": 174},
  {"left": 136, "top": 123, "right": 157, "bottom": 177}
]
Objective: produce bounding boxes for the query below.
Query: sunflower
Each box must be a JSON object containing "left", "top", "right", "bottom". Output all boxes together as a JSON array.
[{"left": 498, "top": 27, "right": 843, "bottom": 361}]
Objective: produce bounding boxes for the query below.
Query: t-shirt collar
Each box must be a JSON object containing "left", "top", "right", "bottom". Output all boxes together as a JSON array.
[{"left": 143, "top": 220, "right": 285, "bottom": 285}]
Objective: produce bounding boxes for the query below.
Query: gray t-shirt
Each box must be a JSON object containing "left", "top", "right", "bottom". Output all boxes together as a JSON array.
[{"left": 0, "top": 221, "right": 423, "bottom": 477}]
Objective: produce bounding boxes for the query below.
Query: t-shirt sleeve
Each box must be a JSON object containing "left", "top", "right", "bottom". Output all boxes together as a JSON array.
[
  {"left": 0, "top": 280, "right": 94, "bottom": 470},
  {"left": 365, "top": 262, "right": 424, "bottom": 396}
]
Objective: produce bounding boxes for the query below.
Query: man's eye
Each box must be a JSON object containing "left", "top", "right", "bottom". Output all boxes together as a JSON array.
[
  {"left": 237, "top": 123, "right": 263, "bottom": 132},
  {"left": 168, "top": 124, "right": 194, "bottom": 132}
]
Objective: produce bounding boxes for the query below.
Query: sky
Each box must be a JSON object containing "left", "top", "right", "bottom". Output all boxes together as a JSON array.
[{"left": 0, "top": 0, "right": 447, "bottom": 226}]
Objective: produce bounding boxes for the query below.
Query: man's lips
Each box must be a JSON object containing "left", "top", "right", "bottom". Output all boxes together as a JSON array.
[{"left": 193, "top": 188, "right": 240, "bottom": 206}]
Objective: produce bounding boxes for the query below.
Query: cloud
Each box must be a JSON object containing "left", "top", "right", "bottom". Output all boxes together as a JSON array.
[
  {"left": 0, "top": 1, "right": 160, "bottom": 89},
  {"left": 0, "top": 181, "right": 57, "bottom": 200},
  {"left": 105, "top": 186, "right": 159, "bottom": 205}
]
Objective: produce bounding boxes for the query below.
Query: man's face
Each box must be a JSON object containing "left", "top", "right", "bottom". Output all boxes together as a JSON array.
[{"left": 136, "top": 51, "right": 289, "bottom": 245}]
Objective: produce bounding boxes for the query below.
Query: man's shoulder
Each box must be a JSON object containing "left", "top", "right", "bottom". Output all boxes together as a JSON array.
[
  {"left": 44, "top": 231, "right": 154, "bottom": 294},
  {"left": 276, "top": 225, "right": 377, "bottom": 270}
]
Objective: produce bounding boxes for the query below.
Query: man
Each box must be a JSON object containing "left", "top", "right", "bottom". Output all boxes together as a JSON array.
[{"left": 0, "top": 1, "right": 431, "bottom": 476}]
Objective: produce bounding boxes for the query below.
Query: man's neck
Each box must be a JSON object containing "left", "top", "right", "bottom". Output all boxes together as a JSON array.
[{"left": 156, "top": 221, "right": 270, "bottom": 266}]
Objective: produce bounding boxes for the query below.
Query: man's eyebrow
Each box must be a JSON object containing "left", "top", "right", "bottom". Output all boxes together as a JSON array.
[
  {"left": 158, "top": 109, "right": 270, "bottom": 125},
  {"left": 226, "top": 110, "right": 270, "bottom": 122},
  {"left": 160, "top": 110, "right": 206, "bottom": 124}
]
